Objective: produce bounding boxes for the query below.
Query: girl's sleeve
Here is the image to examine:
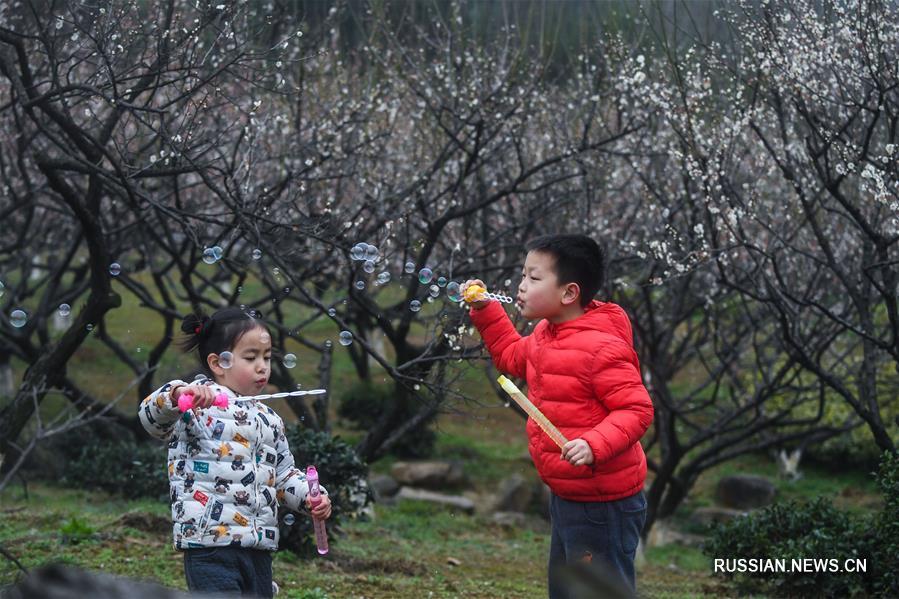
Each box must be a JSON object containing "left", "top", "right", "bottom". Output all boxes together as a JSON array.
[
  {"left": 274, "top": 430, "right": 328, "bottom": 512},
  {"left": 138, "top": 379, "right": 187, "bottom": 440}
]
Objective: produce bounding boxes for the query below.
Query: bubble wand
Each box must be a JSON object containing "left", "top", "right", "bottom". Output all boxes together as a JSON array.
[
  {"left": 178, "top": 388, "right": 326, "bottom": 412},
  {"left": 462, "top": 284, "right": 514, "bottom": 304},
  {"left": 497, "top": 375, "right": 568, "bottom": 449},
  {"left": 306, "top": 465, "right": 329, "bottom": 555}
]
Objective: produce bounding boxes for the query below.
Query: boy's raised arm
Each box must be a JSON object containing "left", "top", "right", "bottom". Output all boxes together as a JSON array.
[
  {"left": 469, "top": 301, "right": 528, "bottom": 379},
  {"left": 581, "top": 341, "right": 654, "bottom": 465}
]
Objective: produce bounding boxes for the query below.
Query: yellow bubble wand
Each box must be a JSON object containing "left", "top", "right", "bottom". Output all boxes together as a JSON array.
[{"left": 497, "top": 375, "right": 568, "bottom": 449}]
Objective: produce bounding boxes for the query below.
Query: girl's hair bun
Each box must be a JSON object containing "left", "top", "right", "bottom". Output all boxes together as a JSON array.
[{"left": 180, "top": 313, "right": 211, "bottom": 336}]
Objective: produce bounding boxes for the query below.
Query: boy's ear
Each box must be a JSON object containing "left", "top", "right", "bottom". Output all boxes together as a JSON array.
[
  {"left": 207, "top": 353, "right": 224, "bottom": 376},
  {"left": 561, "top": 282, "right": 581, "bottom": 306}
]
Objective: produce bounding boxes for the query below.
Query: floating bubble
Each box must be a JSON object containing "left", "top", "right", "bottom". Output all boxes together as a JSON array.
[
  {"left": 273, "top": 267, "right": 280, "bottom": 276},
  {"left": 350, "top": 244, "right": 365, "bottom": 261},
  {"left": 363, "top": 244, "right": 379, "bottom": 261},
  {"left": 109, "top": 262, "right": 121, "bottom": 276},
  {"left": 429, "top": 284, "right": 440, "bottom": 298},
  {"left": 252, "top": 248, "right": 263, "bottom": 260},
  {"left": 202, "top": 248, "right": 217, "bottom": 264},
  {"left": 338, "top": 330, "right": 353, "bottom": 346},
  {"left": 324, "top": 340, "right": 333, "bottom": 349},
  {"left": 86, "top": 323, "right": 94, "bottom": 331},
  {"left": 404, "top": 261, "right": 415, "bottom": 274},
  {"left": 212, "top": 246, "right": 224, "bottom": 260},
  {"left": 283, "top": 353, "right": 297, "bottom": 369},
  {"left": 283, "top": 513, "right": 295, "bottom": 526},
  {"left": 409, "top": 300, "right": 422, "bottom": 312},
  {"left": 355, "top": 280, "right": 365, "bottom": 290},
  {"left": 437, "top": 277, "right": 447, "bottom": 287},
  {"left": 193, "top": 373, "right": 208, "bottom": 382},
  {"left": 418, "top": 268, "right": 433, "bottom": 284},
  {"left": 0, "top": 281, "right": 4, "bottom": 298},
  {"left": 9, "top": 309, "right": 27, "bottom": 328},
  {"left": 284, "top": 287, "right": 290, "bottom": 295},
  {"left": 219, "top": 351, "right": 233, "bottom": 369},
  {"left": 58, "top": 303, "right": 71, "bottom": 317},
  {"left": 327, "top": 308, "right": 336, "bottom": 317},
  {"left": 446, "top": 281, "right": 463, "bottom": 302},
  {"left": 377, "top": 271, "right": 391, "bottom": 285},
  {"left": 363, "top": 260, "right": 375, "bottom": 273}
]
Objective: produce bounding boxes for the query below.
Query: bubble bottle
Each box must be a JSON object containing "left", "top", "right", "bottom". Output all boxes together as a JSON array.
[{"left": 306, "top": 465, "right": 329, "bottom": 555}]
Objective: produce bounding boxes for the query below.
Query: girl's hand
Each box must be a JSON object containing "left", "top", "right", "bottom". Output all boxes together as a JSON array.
[
  {"left": 461, "top": 279, "right": 491, "bottom": 310},
  {"left": 171, "top": 384, "right": 218, "bottom": 409},
  {"left": 561, "top": 438, "right": 595, "bottom": 467},
  {"left": 306, "top": 493, "right": 332, "bottom": 520}
]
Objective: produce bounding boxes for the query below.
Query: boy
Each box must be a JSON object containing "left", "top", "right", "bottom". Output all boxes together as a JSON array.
[{"left": 463, "top": 234, "right": 653, "bottom": 598}]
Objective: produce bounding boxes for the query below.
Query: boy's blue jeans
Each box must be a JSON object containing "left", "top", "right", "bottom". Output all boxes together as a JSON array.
[
  {"left": 183, "top": 546, "right": 273, "bottom": 597},
  {"left": 548, "top": 491, "right": 647, "bottom": 598}
]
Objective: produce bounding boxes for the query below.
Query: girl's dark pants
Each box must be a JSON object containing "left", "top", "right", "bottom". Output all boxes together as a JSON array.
[
  {"left": 548, "top": 491, "right": 647, "bottom": 598},
  {"left": 183, "top": 546, "right": 273, "bottom": 597}
]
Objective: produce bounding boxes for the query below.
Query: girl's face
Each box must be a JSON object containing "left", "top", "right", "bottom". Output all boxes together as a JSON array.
[{"left": 208, "top": 325, "right": 272, "bottom": 396}]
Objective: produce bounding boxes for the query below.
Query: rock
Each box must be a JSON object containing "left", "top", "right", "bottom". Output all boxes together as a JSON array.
[
  {"left": 716, "top": 474, "right": 777, "bottom": 509},
  {"left": 491, "top": 511, "right": 527, "bottom": 528},
  {"left": 396, "top": 487, "right": 475, "bottom": 513},
  {"left": 490, "top": 474, "right": 534, "bottom": 513},
  {"left": 689, "top": 506, "right": 748, "bottom": 528},
  {"left": 446, "top": 557, "right": 462, "bottom": 567},
  {"left": 369, "top": 474, "right": 400, "bottom": 502},
  {"left": 390, "top": 460, "right": 467, "bottom": 490}
]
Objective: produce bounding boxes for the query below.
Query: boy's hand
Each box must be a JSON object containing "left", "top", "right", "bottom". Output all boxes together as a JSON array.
[
  {"left": 306, "top": 493, "right": 332, "bottom": 520},
  {"left": 562, "top": 439, "right": 595, "bottom": 467},
  {"left": 170, "top": 384, "right": 218, "bottom": 409},
  {"left": 461, "top": 279, "right": 491, "bottom": 310}
]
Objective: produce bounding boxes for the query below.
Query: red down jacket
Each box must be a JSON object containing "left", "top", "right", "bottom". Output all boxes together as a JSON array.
[{"left": 470, "top": 300, "right": 653, "bottom": 502}]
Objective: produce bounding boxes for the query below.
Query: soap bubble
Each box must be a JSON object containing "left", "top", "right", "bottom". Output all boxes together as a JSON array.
[
  {"left": 193, "top": 373, "right": 208, "bottom": 382},
  {"left": 428, "top": 284, "right": 440, "bottom": 298},
  {"left": 338, "top": 330, "right": 353, "bottom": 346},
  {"left": 86, "top": 323, "right": 94, "bottom": 331},
  {"left": 418, "top": 268, "right": 433, "bottom": 284},
  {"left": 327, "top": 308, "right": 336, "bottom": 317},
  {"left": 437, "top": 277, "right": 447, "bottom": 287},
  {"left": 283, "top": 353, "right": 297, "bottom": 369},
  {"left": 355, "top": 280, "right": 365, "bottom": 290},
  {"left": 219, "top": 351, "right": 233, "bottom": 369},
  {"left": 0, "top": 281, "right": 4, "bottom": 298},
  {"left": 363, "top": 260, "right": 375, "bottom": 273},
  {"left": 273, "top": 267, "right": 280, "bottom": 276},
  {"left": 252, "top": 248, "right": 262, "bottom": 260},
  {"left": 363, "top": 244, "right": 379, "bottom": 261},
  {"left": 377, "top": 271, "right": 391, "bottom": 285},
  {"left": 283, "top": 513, "right": 295, "bottom": 526},
  {"left": 324, "top": 340, "right": 333, "bottom": 349},
  {"left": 212, "top": 246, "right": 224, "bottom": 260},
  {"left": 109, "top": 262, "right": 121, "bottom": 276},
  {"left": 350, "top": 244, "right": 365, "bottom": 261},
  {"left": 202, "top": 248, "right": 217, "bottom": 264},
  {"left": 409, "top": 300, "right": 422, "bottom": 312},
  {"left": 9, "top": 309, "right": 27, "bottom": 328},
  {"left": 404, "top": 261, "right": 415, "bottom": 274},
  {"left": 446, "top": 281, "right": 462, "bottom": 302},
  {"left": 58, "top": 303, "right": 71, "bottom": 317}
]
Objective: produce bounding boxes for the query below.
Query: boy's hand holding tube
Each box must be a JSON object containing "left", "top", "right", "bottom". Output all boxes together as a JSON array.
[
  {"left": 562, "top": 438, "right": 595, "bottom": 467},
  {"left": 305, "top": 493, "right": 332, "bottom": 520},
  {"left": 461, "top": 279, "right": 491, "bottom": 310}
]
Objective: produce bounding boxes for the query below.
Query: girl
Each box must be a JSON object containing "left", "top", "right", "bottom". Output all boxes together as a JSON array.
[{"left": 139, "top": 307, "right": 331, "bottom": 597}]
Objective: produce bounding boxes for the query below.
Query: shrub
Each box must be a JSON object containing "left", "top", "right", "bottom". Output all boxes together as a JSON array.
[
  {"left": 704, "top": 451, "right": 899, "bottom": 597},
  {"left": 60, "top": 437, "right": 169, "bottom": 501},
  {"left": 337, "top": 382, "right": 435, "bottom": 458},
  {"left": 278, "top": 426, "right": 371, "bottom": 557}
]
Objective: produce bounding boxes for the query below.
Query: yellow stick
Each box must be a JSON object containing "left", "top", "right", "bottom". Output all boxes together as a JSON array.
[{"left": 497, "top": 375, "right": 568, "bottom": 449}]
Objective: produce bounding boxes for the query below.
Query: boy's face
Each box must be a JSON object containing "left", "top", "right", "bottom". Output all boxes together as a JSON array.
[
  {"left": 517, "top": 250, "right": 580, "bottom": 320},
  {"left": 209, "top": 325, "right": 272, "bottom": 397}
]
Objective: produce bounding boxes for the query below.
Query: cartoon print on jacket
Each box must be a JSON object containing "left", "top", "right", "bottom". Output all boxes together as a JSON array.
[{"left": 139, "top": 380, "right": 326, "bottom": 551}]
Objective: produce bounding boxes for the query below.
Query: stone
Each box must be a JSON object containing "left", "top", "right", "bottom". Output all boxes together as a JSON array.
[
  {"left": 390, "top": 460, "right": 467, "bottom": 490},
  {"left": 716, "top": 474, "right": 777, "bottom": 509},
  {"left": 490, "top": 474, "right": 534, "bottom": 513},
  {"left": 369, "top": 474, "right": 400, "bottom": 502},
  {"left": 395, "top": 487, "right": 475, "bottom": 513}
]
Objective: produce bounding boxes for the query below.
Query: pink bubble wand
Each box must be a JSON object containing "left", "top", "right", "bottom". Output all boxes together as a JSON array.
[
  {"left": 177, "top": 388, "right": 327, "bottom": 412},
  {"left": 306, "top": 465, "right": 329, "bottom": 555}
]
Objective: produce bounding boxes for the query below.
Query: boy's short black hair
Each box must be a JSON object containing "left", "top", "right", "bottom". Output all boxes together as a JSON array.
[{"left": 525, "top": 234, "right": 604, "bottom": 307}]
